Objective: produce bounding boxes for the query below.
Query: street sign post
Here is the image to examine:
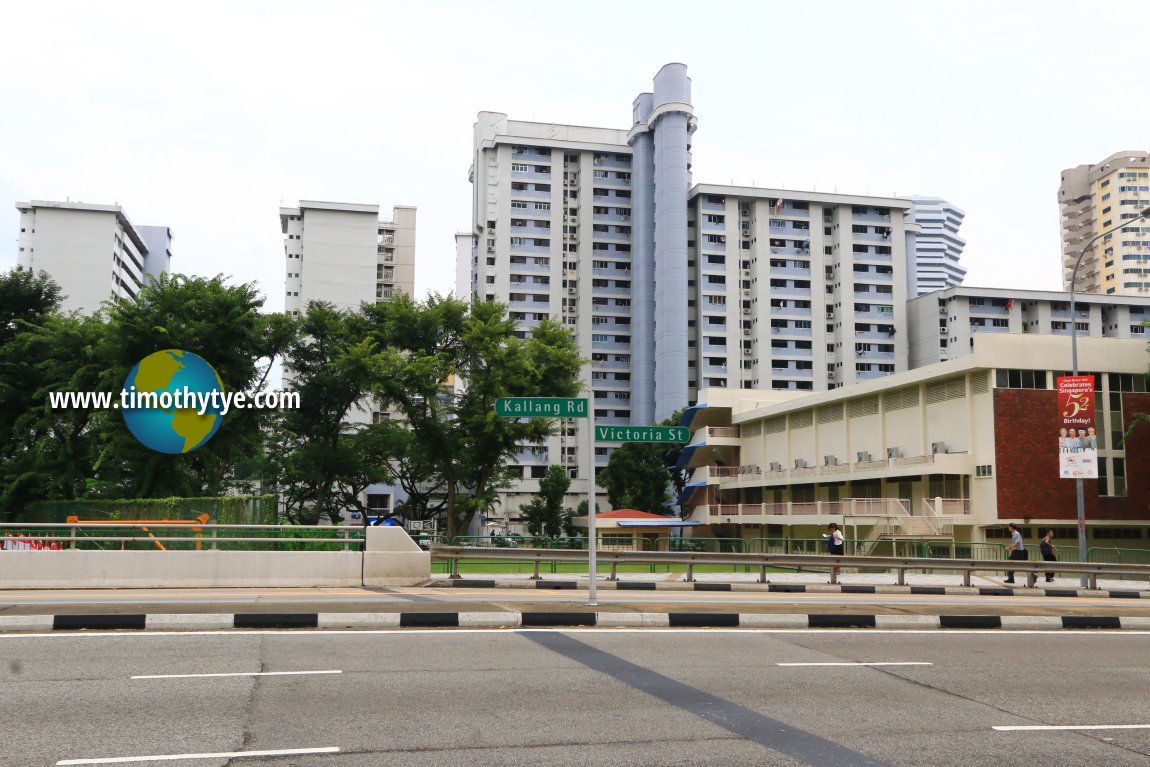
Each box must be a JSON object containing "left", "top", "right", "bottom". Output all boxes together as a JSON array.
[
  {"left": 494, "top": 395, "right": 597, "bottom": 605},
  {"left": 495, "top": 397, "right": 588, "bottom": 418},
  {"left": 595, "top": 425, "right": 690, "bottom": 443}
]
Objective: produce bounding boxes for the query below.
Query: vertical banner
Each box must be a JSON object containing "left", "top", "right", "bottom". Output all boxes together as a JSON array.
[{"left": 1057, "top": 375, "right": 1098, "bottom": 479}]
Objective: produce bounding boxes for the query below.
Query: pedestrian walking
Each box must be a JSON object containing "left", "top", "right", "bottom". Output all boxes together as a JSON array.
[
  {"left": 1039, "top": 529, "right": 1057, "bottom": 583},
  {"left": 823, "top": 522, "right": 845, "bottom": 555},
  {"left": 1003, "top": 522, "right": 1028, "bottom": 584}
]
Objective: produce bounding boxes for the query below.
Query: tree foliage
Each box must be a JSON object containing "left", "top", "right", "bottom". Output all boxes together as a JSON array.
[
  {"left": 597, "top": 408, "right": 689, "bottom": 515},
  {"left": 364, "top": 295, "right": 582, "bottom": 537},
  {"left": 520, "top": 465, "right": 571, "bottom": 538}
]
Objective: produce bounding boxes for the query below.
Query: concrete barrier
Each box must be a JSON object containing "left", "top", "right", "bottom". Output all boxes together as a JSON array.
[{"left": 0, "top": 526, "right": 430, "bottom": 589}]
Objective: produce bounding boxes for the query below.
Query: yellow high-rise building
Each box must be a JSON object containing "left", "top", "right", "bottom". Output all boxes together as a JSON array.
[{"left": 1059, "top": 150, "right": 1150, "bottom": 295}]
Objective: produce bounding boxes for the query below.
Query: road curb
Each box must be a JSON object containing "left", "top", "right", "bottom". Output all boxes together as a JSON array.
[
  {"left": 426, "top": 578, "right": 1149, "bottom": 599},
  {"left": 4, "top": 612, "right": 1150, "bottom": 632}
]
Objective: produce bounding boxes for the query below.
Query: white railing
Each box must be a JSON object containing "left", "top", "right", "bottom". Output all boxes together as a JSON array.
[{"left": 923, "top": 498, "right": 972, "bottom": 516}]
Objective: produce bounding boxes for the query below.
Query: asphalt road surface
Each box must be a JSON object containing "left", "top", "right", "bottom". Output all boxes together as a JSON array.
[{"left": 3, "top": 628, "right": 1149, "bottom": 766}]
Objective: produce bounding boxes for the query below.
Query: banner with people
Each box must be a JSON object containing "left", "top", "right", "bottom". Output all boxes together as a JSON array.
[{"left": 1057, "top": 375, "right": 1098, "bottom": 479}]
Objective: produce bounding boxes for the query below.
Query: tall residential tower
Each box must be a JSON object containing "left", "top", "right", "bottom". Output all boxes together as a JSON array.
[{"left": 1059, "top": 150, "right": 1150, "bottom": 296}]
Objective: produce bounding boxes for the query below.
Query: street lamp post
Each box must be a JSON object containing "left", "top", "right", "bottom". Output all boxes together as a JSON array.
[{"left": 1068, "top": 206, "right": 1150, "bottom": 582}]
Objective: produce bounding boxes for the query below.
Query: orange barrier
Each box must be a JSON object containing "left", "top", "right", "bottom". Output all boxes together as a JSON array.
[{"left": 64, "top": 514, "right": 212, "bottom": 551}]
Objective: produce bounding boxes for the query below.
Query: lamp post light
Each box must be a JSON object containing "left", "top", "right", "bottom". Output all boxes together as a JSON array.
[{"left": 1068, "top": 206, "right": 1150, "bottom": 581}]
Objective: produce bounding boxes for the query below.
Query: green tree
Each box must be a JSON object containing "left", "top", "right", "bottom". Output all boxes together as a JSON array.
[
  {"left": 520, "top": 465, "right": 571, "bottom": 538},
  {"left": 597, "top": 408, "right": 689, "bottom": 515},
  {"left": 97, "top": 274, "right": 292, "bottom": 498},
  {"left": 364, "top": 295, "right": 582, "bottom": 538},
  {"left": 264, "top": 303, "right": 391, "bottom": 525},
  {"left": 0, "top": 312, "right": 109, "bottom": 518}
]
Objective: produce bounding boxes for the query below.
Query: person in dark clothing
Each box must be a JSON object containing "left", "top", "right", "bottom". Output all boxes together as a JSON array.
[
  {"left": 1039, "top": 529, "right": 1057, "bottom": 583},
  {"left": 1003, "top": 523, "right": 1028, "bottom": 584}
]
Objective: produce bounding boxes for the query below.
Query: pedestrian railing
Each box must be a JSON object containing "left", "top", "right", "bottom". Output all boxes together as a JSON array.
[
  {"left": 0, "top": 522, "right": 364, "bottom": 552},
  {"left": 430, "top": 544, "right": 1150, "bottom": 590}
]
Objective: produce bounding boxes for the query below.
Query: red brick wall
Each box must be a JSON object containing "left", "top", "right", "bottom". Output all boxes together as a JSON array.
[{"left": 993, "top": 390, "right": 1150, "bottom": 521}]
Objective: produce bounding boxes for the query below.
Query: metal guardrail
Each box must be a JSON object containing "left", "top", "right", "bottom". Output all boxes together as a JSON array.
[
  {"left": 431, "top": 545, "right": 1150, "bottom": 590},
  {"left": 1, "top": 523, "right": 363, "bottom": 552}
]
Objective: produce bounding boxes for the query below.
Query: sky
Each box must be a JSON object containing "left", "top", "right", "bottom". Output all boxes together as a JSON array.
[{"left": 2, "top": 0, "right": 1147, "bottom": 310}]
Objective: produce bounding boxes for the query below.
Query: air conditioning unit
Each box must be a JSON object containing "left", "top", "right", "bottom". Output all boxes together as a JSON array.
[
  {"left": 486, "top": 246, "right": 495, "bottom": 252},
  {"left": 794, "top": 459, "right": 808, "bottom": 469},
  {"left": 487, "top": 227, "right": 495, "bottom": 234},
  {"left": 828, "top": 371, "right": 836, "bottom": 380},
  {"left": 824, "top": 455, "right": 838, "bottom": 466},
  {"left": 769, "top": 461, "right": 782, "bottom": 472},
  {"left": 743, "top": 290, "right": 751, "bottom": 296},
  {"left": 932, "top": 442, "right": 949, "bottom": 454},
  {"left": 826, "top": 311, "right": 834, "bottom": 319},
  {"left": 566, "top": 454, "right": 577, "bottom": 463},
  {"left": 743, "top": 329, "right": 752, "bottom": 336},
  {"left": 742, "top": 270, "right": 750, "bottom": 276},
  {"left": 568, "top": 287, "right": 577, "bottom": 294},
  {"left": 857, "top": 451, "right": 871, "bottom": 463},
  {"left": 886, "top": 447, "right": 902, "bottom": 459},
  {"left": 743, "top": 308, "right": 751, "bottom": 315},
  {"left": 743, "top": 348, "right": 752, "bottom": 355}
]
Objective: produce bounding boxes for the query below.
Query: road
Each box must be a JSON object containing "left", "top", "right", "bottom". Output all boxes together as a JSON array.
[{"left": 3, "top": 628, "right": 1149, "bottom": 766}]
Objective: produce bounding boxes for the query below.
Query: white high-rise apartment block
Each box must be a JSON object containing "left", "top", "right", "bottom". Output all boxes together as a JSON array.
[
  {"left": 280, "top": 200, "right": 416, "bottom": 315},
  {"left": 906, "top": 196, "right": 966, "bottom": 296},
  {"left": 469, "top": 64, "right": 696, "bottom": 518},
  {"left": 907, "top": 286, "right": 1150, "bottom": 368},
  {"left": 467, "top": 64, "right": 936, "bottom": 524},
  {"left": 687, "top": 186, "right": 914, "bottom": 394},
  {"left": 14, "top": 200, "right": 170, "bottom": 313},
  {"left": 1059, "top": 150, "right": 1150, "bottom": 296}
]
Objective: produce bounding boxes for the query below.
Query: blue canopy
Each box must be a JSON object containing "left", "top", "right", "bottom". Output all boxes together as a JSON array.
[
  {"left": 678, "top": 403, "right": 707, "bottom": 428},
  {"left": 677, "top": 480, "right": 706, "bottom": 505},
  {"left": 673, "top": 442, "right": 706, "bottom": 470}
]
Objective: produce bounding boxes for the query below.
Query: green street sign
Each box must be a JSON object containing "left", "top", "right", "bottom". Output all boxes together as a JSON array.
[
  {"left": 495, "top": 397, "right": 588, "bottom": 418},
  {"left": 595, "top": 425, "right": 691, "bottom": 443}
]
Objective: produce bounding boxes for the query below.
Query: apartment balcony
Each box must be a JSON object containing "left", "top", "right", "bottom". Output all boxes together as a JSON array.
[
  {"left": 770, "top": 367, "right": 814, "bottom": 378},
  {"left": 591, "top": 230, "right": 631, "bottom": 242},
  {"left": 508, "top": 262, "right": 551, "bottom": 275},
  {"left": 852, "top": 231, "right": 894, "bottom": 243},
  {"left": 854, "top": 309, "right": 895, "bottom": 321},
  {"left": 852, "top": 211, "right": 893, "bottom": 224},
  {"left": 699, "top": 198, "right": 725, "bottom": 213},
  {"left": 509, "top": 243, "right": 552, "bottom": 255},
  {"left": 700, "top": 240, "right": 727, "bottom": 252},
  {"left": 590, "top": 339, "right": 631, "bottom": 351},
  {"left": 768, "top": 246, "right": 810, "bottom": 257},
  {"left": 513, "top": 188, "right": 552, "bottom": 200},
  {"left": 854, "top": 330, "right": 898, "bottom": 341},
  {"left": 508, "top": 298, "right": 549, "bottom": 311},
  {"left": 592, "top": 174, "right": 630, "bottom": 187},
  {"left": 969, "top": 324, "right": 1010, "bottom": 334},
  {"left": 853, "top": 290, "right": 895, "bottom": 300},
  {"left": 592, "top": 191, "right": 629, "bottom": 203},
  {"left": 591, "top": 267, "right": 631, "bottom": 278},
  {"left": 856, "top": 369, "right": 891, "bottom": 381},
  {"left": 699, "top": 219, "right": 727, "bottom": 231},
  {"left": 769, "top": 266, "right": 811, "bottom": 278},
  {"left": 512, "top": 170, "right": 553, "bottom": 182},
  {"left": 770, "top": 306, "right": 813, "bottom": 318},
  {"left": 855, "top": 350, "right": 896, "bottom": 361},
  {"left": 702, "top": 344, "right": 729, "bottom": 356},
  {"left": 770, "top": 347, "right": 813, "bottom": 358},
  {"left": 590, "top": 284, "right": 631, "bottom": 297},
  {"left": 592, "top": 156, "right": 631, "bottom": 170},
  {"left": 853, "top": 252, "right": 893, "bottom": 263},
  {"left": 769, "top": 326, "right": 813, "bottom": 338},
  {"left": 969, "top": 304, "right": 1009, "bottom": 316},
  {"left": 772, "top": 286, "right": 813, "bottom": 298},
  {"left": 591, "top": 358, "right": 631, "bottom": 370},
  {"left": 701, "top": 363, "right": 730, "bottom": 376},
  {"left": 593, "top": 212, "right": 631, "bottom": 223}
]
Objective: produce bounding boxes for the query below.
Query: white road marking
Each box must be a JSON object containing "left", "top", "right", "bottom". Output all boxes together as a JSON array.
[
  {"left": 57, "top": 746, "right": 339, "bottom": 765},
  {"left": 131, "top": 670, "right": 342, "bottom": 680},
  {"left": 993, "top": 724, "right": 1150, "bottom": 732},
  {"left": 777, "top": 662, "right": 933, "bottom": 667}
]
